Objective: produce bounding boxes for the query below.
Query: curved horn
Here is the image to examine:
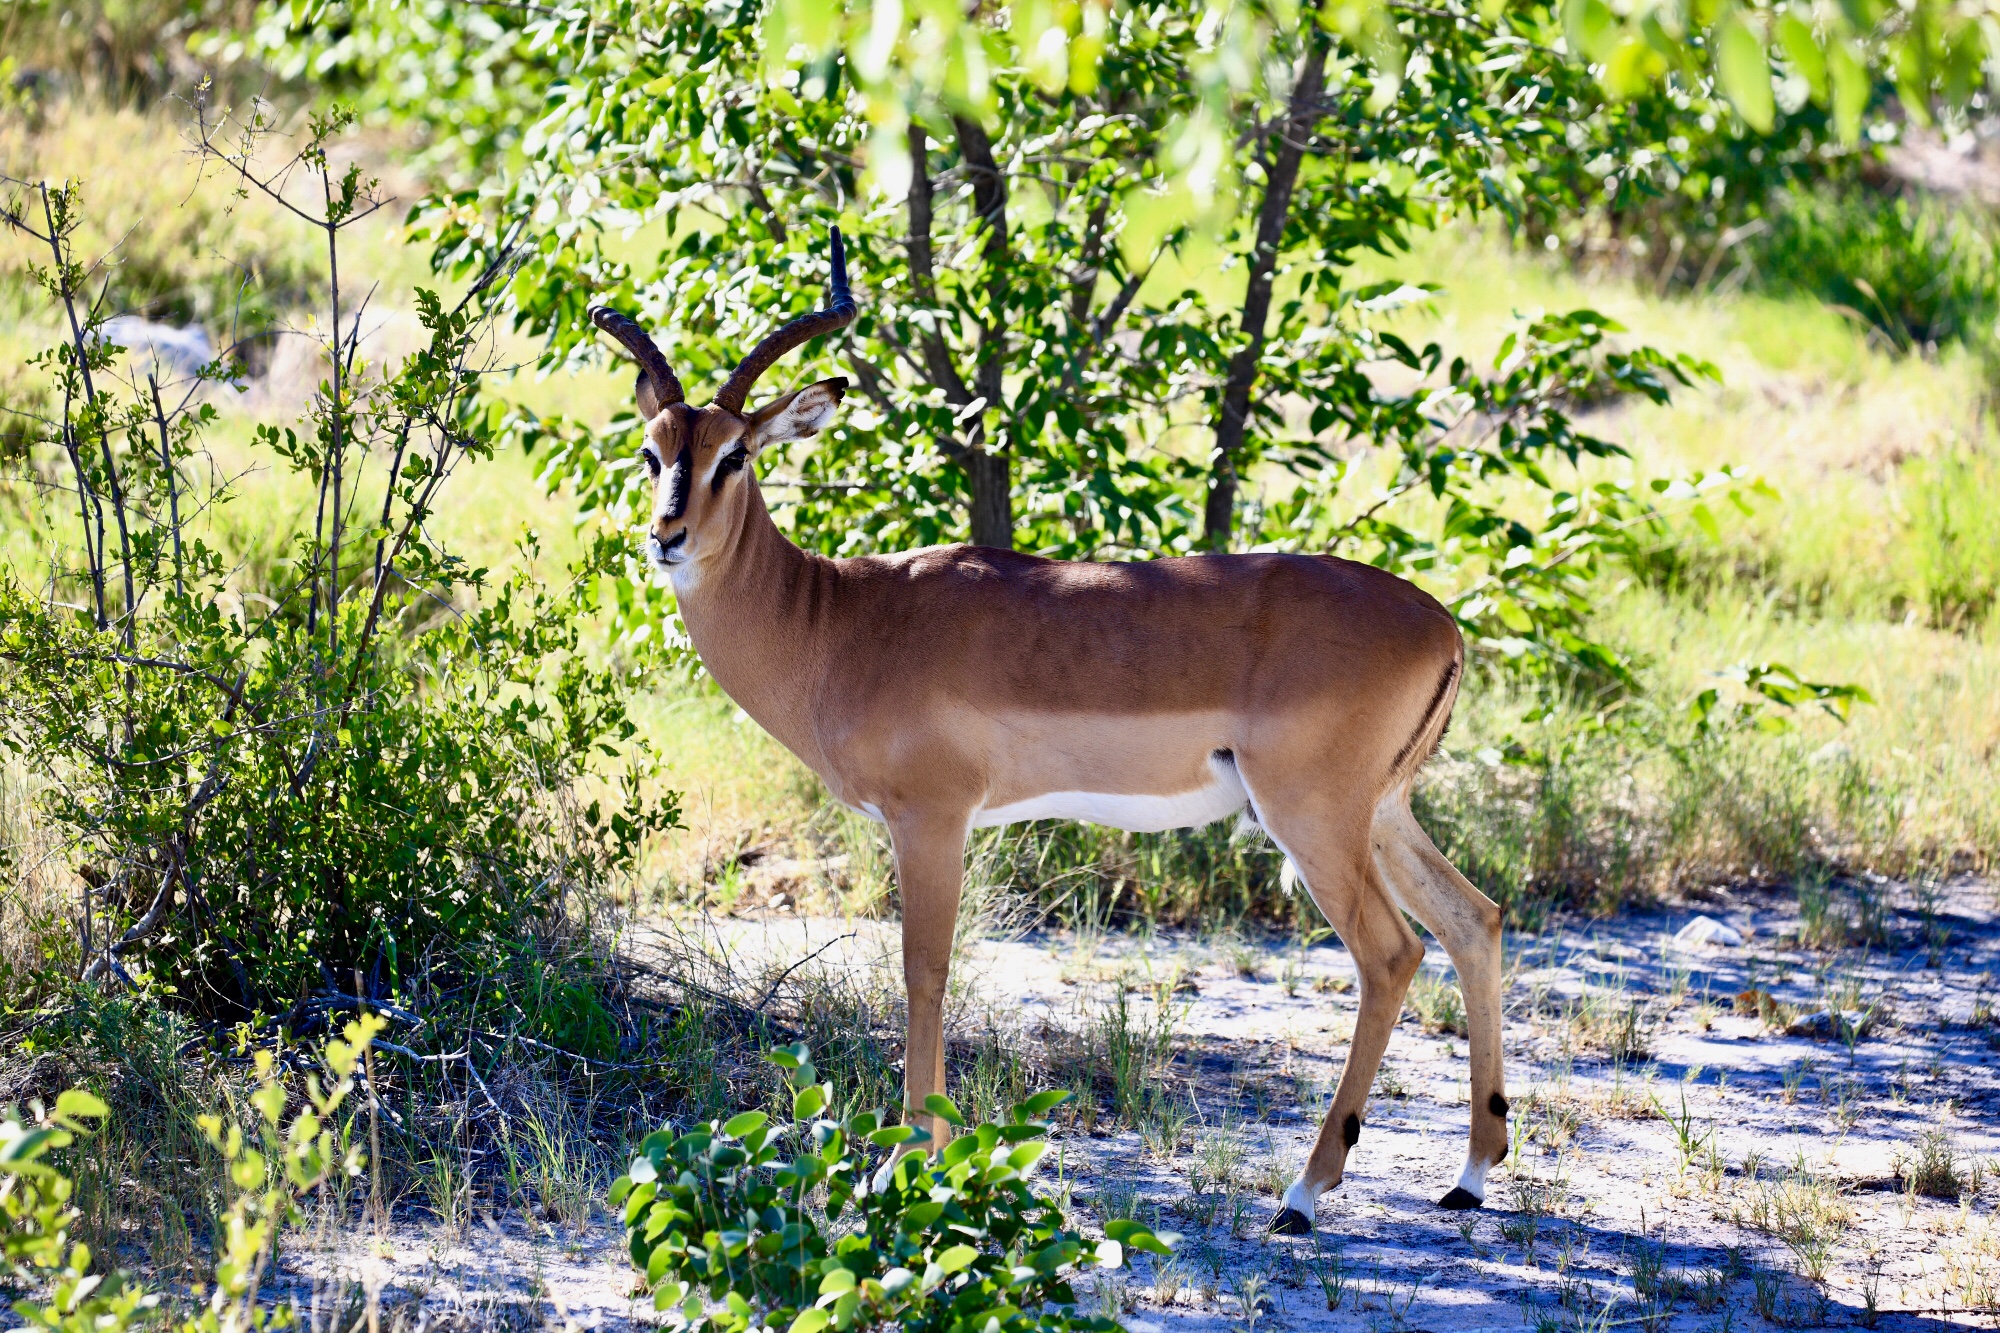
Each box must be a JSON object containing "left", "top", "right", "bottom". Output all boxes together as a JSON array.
[
  {"left": 588, "top": 306, "right": 686, "bottom": 410},
  {"left": 712, "top": 226, "right": 857, "bottom": 415}
]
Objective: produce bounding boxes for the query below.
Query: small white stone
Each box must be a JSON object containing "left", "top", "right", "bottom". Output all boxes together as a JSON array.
[{"left": 1675, "top": 915, "right": 1744, "bottom": 948}]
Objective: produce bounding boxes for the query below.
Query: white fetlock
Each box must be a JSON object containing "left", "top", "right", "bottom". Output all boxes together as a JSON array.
[
  {"left": 1281, "top": 1177, "right": 1319, "bottom": 1224},
  {"left": 1454, "top": 1156, "right": 1490, "bottom": 1204}
]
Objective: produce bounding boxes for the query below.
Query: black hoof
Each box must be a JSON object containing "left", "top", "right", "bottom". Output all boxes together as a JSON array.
[
  {"left": 1268, "top": 1207, "right": 1315, "bottom": 1236},
  {"left": 1437, "top": 1187, "right": 1483, "bottom": 1211}
]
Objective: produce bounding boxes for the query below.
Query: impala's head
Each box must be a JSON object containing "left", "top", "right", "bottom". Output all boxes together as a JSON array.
[{"left": 588, "top": 227, "right": 856, "bottom": 575}]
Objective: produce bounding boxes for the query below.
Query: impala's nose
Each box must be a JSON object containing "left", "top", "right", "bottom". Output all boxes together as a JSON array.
[{"left": 650, "top": 528, "right": 688, "bottom": 566}]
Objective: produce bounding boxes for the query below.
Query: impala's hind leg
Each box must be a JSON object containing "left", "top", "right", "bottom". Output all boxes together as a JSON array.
[
  {"left": 1248, "top": 792, "right": 1423, "bottom": 1235},
  {"left": 1371, "top": 792, "right": 1508, "bottom": 1209}
]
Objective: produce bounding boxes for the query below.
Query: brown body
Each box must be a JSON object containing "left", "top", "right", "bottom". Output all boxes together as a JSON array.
[{"left": 590, "top": 233, "right": 1507, "bottom": 1229}]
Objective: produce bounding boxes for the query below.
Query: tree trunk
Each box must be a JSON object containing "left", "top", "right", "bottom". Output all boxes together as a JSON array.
[
  {"left": 955, "top": 114, "right": 1013, "bottom": 550},
  {"left": 906, "top": 121, "right": 1014, "bottom": 549},
  {"left": 1203, "top": 30, "right": 1331, "bottom": 551},
  {"left": 964, "top": 451, "right": 1013, "bottom": 549}
]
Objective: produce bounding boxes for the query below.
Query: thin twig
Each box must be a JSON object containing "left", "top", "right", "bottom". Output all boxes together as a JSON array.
[{"left": 754, "top": 932, "right": 859, "bottom": 1010}]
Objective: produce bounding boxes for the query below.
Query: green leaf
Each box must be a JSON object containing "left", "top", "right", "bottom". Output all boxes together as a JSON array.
[
  {"left": 1604, "top": 37, "right": 1668, "bottom": 98},
  {"left": 1715, "top": 17, "right": 1776, "bottom": 133},
  {"left": 789, "top": 1310, "right": 830, "bottom": 1333},
  {"left": 1776, "top": 13, "right": 1827, "bottom": 103},
  {"left": 722, "top": 1111, "right": 769, "bottom": 1139},
  {"left": 52, "top": 1090, "right": 108, "bottom": 1124},
  {"left": 793, "top": 1084, "right": 828, "bottom": 1120},
  {"left": 622, "top": 1181, "right": 658, "bottom": 1227},
  {"left": 1103, "top": 1219, "right": 1171, "bottom": 1254},
  {"left": 1690, "top": 503, "right": 1721, "bottom": 542},
  {"left": 934, "top": 1244, "right": 978, "bottom": 1275},
  {"left": 1562, "top": 0, "right": 1618, "bottom": 62},
  {"left": 1829, "top": 39, "right": 1869, "bottom": 143},
  {"left": 1007, "top": 1141, "right": 1048, "bottom": 1171},
  {"left": 922, "top": 1094, "right": 967, "bottom": 1128},
  {"left": 0, "top": 1125, "right": 63, "bottom": 1168}
]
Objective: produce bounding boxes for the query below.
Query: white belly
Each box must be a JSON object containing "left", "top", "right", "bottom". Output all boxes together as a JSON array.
[{"left": 972, "top": 766, "right": 1248, "bottom": 833}]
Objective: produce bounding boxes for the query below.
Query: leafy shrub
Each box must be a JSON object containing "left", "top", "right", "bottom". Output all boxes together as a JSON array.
[
  {"left": 610, "top": 1044, "right": 1167, "bottom": 1333},
  {"left": 0, "top": 1017, "right": 383, "bottom": 1333},
  {"left": 0, "top": 1089, "right": 152, "bottom": 1333},
  {"left": 0, "top": 113, "right": 676, "bottom": 1016}
]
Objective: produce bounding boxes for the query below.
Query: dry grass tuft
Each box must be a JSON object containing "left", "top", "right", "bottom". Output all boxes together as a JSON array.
[{"left": 1899, "top": 1125, "right": 1965, "bottom": 1200}]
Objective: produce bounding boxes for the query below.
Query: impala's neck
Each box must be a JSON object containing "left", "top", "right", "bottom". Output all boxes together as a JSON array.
[{"left": 670, "top": 478, "right": 832, "bottom": 769}]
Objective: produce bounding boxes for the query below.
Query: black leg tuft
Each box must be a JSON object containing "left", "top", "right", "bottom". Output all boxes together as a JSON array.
[
  {"left": 1438, "top": 1187, "right": 1483, "bottom": 1211},
  {"left": 1342, "top": 1112, "right": 1361, "bottom": 1147},
  {"left": 1489, "top": 1092, "right": 1509, "bottom": 1117}
]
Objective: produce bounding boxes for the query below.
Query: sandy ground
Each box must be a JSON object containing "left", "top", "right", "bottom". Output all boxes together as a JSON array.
[{"left": 280, "top": 876, "right": 2000, "bottom": 1332}]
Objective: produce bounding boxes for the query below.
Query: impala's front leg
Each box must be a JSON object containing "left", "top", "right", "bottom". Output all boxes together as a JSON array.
[{"left": 886, "top": 806, "right": 969, "bottom": 1148}]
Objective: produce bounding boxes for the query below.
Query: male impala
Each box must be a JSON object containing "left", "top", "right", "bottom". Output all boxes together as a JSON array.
[{"left": 590, "top": 229, "right": 1508, "bottom": 1231}]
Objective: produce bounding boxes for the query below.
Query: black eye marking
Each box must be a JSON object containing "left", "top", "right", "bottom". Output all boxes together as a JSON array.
[
  {"left": 661, "top": 444, "right": 693, "bottom": 521},
  {"left": 642, "top": 447, "right": 662, "bottom": 478},
  {"left": 710, "top": 447, "right": 748, "bottom": 493}
]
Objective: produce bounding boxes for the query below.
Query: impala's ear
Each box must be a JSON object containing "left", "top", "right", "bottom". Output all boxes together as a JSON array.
[
  {"left": 635, "top": 368, "right": 666, "bottom": 421},
  {"left": 746, "top": 377, "right": 847, "bottom": 454}
]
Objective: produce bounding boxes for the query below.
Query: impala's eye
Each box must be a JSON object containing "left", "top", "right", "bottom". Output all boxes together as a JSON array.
[
  {"left": 642, "top": 448, "right": 662, "bottom": 478},
  {"left": 711, "top": 447, "right": 748, "bottom": 493}
]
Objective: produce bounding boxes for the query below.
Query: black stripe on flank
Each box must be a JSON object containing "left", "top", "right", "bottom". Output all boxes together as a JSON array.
[
  {"left": 1390, "top": 656, "right": 1460, "bottom": 774},
  {"left": 663, "top": 444, "right": 693, "bottom": 521}
]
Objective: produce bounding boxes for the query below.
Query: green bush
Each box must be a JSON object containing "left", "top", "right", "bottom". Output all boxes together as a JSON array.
[
  {"left": 0, "top": 1089, "right": 152, "bottom": 1333},
  {"left": 0, "top": 1019, "right": 383, "bottom": 1333},
  {"left": 0, "top": 118, "right": 676, "bottom": 1017},
  {"left": 610, "top": 1044, "right": 1167, "bottom": 1333}
]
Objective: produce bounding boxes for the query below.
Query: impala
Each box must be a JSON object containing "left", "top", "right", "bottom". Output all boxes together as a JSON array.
[{"left": 589, "top": 229, "right": 1507, "bottom": 1231}]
